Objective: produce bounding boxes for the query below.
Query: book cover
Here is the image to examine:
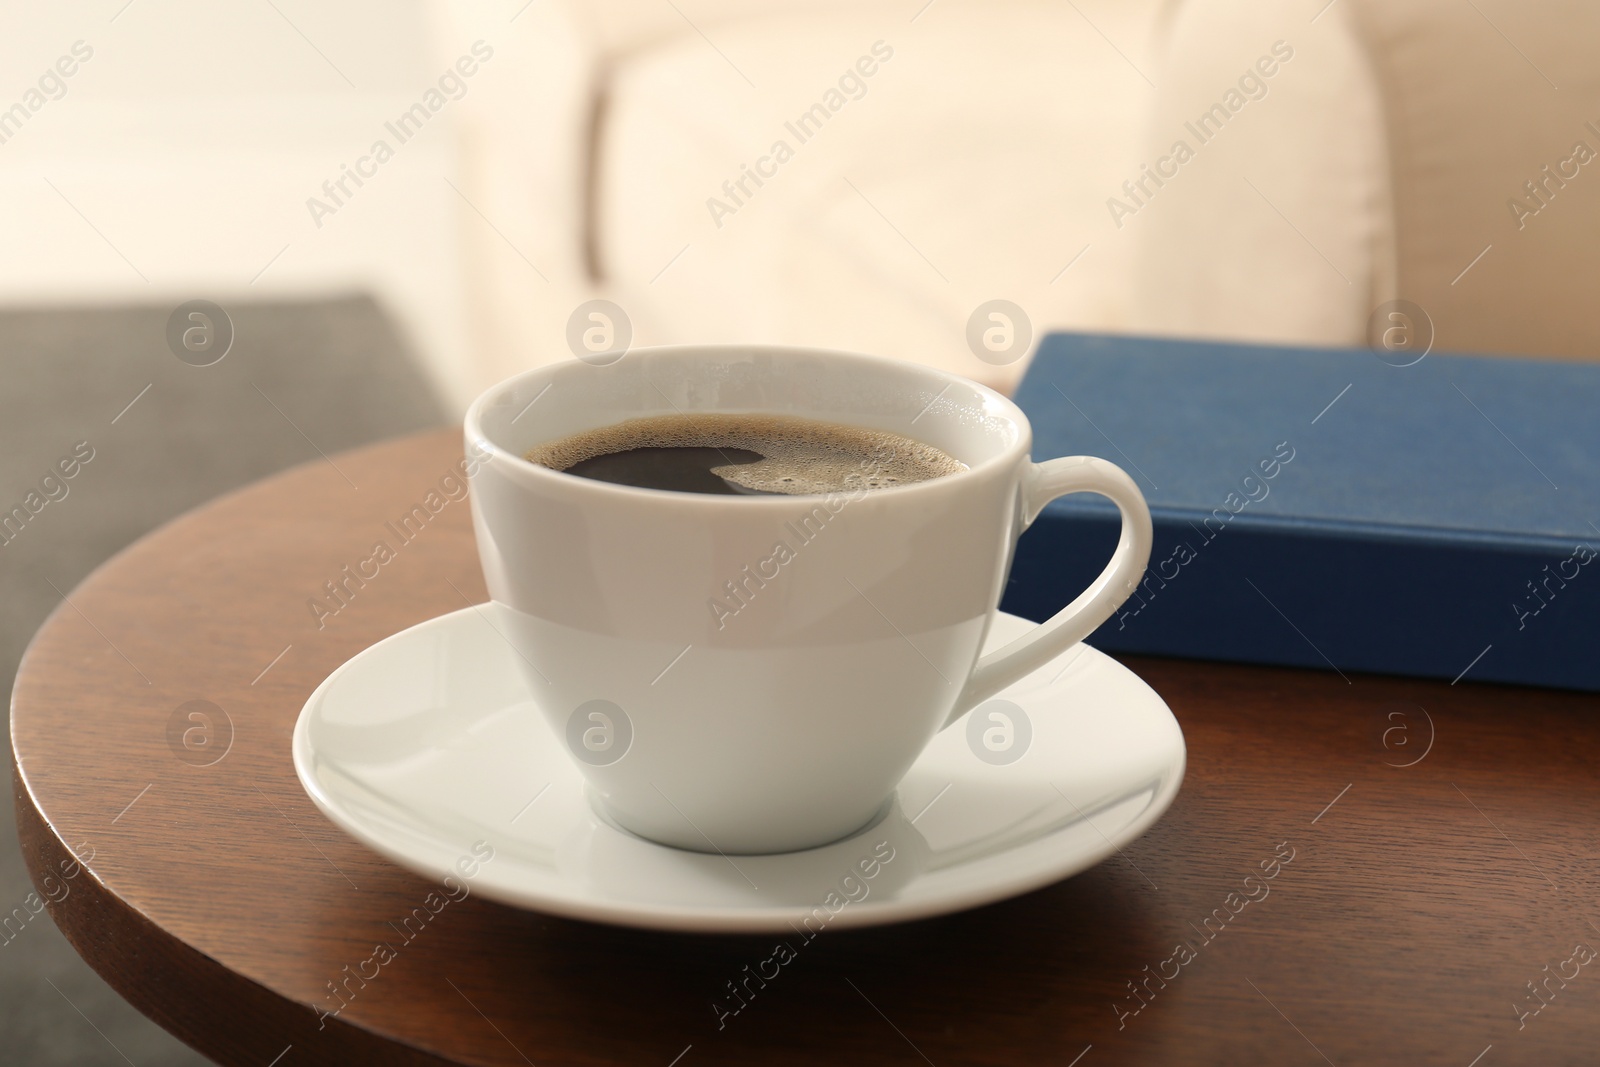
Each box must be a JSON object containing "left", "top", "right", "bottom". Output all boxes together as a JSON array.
[{"left": 1004, "top": 332, "right": 1600, "bottom": 691}]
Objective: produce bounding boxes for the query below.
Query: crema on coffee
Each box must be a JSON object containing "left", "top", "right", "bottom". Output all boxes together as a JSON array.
[{"left": 525, "top": 413, "right": 966, "bottom": 496}]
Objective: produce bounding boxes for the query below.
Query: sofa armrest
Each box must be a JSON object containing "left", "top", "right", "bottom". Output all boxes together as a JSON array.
[
  {"left": 1126, "top": 0, "right": 1394, "bottom": 348},
  {"left": 423, "top": 0, "right": 605, "bottom": 287}
]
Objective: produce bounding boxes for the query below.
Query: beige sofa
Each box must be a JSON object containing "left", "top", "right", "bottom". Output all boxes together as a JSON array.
[
  {"left": 430, "top": 0, "right": 1600, "bottom": 405},
  {"left": 1136, "top": 0, "right": 1600, "bottom": 363}
]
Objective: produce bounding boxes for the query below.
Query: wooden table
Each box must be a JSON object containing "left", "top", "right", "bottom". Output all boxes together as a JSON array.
[{"left": 12, "top": 429, "right": 1600, "bottom": 1065}]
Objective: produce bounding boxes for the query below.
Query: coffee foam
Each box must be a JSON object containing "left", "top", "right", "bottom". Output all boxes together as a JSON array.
[{"left": 525, "top": 413, "right": 966, "bottom": 495}]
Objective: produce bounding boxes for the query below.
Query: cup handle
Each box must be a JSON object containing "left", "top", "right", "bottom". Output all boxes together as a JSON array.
[{"left": 941, "top": 456, "right": 1153, "bottom": 729}]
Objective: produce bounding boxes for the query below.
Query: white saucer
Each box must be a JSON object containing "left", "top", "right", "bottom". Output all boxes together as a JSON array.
[{"left": 292, "top": 607, "right": 1185, "bottom": 933}]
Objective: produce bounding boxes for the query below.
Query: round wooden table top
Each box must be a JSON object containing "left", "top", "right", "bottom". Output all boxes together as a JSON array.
[{"left": 12, "top": 428, "right": 1600, "bottom": 1065}]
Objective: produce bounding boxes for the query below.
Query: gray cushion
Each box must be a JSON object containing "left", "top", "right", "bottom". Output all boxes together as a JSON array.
[{"left": 1, "top": 295, "right": 446, "bottom": 1065}]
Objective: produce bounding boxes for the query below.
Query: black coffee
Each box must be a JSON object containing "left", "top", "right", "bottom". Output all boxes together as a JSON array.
[{"left": 526, "top": 413, "right": 965, "bottom": 496}]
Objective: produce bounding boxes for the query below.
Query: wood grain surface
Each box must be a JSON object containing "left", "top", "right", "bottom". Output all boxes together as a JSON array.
[{"left": 11, "top": 428, "right": 1600, "bottom": 1066}]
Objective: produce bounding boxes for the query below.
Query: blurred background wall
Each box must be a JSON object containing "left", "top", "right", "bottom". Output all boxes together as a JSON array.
[{"left": 1, "top": 2, "right": 469, "bottom": 397}]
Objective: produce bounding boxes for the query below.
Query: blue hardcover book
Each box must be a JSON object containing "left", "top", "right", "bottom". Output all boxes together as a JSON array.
[{"left": 1003, "top": 333, "right": 1600, "bottom": 691}]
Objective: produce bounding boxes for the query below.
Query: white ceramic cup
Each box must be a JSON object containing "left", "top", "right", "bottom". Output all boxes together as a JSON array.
[{"left": 465, "top": 346, "right": 1153, "bottom": 854}]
